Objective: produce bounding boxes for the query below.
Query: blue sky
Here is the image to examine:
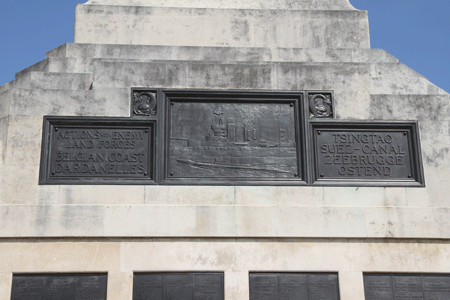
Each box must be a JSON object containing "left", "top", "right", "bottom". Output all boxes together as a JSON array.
[{"left": 1, "top": 0, "right": 449, "bottom": 92}]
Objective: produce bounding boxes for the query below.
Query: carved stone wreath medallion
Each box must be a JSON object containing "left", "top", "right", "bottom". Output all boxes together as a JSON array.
[
  {"left": 309, "top": 93, "right": 333, "bottom": 118},
  {"left": 133, "top": 91, "right": 157, "bottom": 116}
]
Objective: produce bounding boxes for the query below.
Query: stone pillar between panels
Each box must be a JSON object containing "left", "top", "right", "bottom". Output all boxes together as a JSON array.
[
  {"left": 107, "top": 271, "right": 133, "bottom": 300},
  {"left": 339, "top": 271, "right": 365, "bottom": 300},
  {"left": 0, "top": 272, "right": 12, "bottom": 300},
  {"left": 225, "top": 271, "right": 249, "bottom": 300}
]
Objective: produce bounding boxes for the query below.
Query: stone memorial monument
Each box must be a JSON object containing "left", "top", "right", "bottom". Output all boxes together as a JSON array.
[{"left": 1, "top": 0, "right": 450, "bottom": 299}]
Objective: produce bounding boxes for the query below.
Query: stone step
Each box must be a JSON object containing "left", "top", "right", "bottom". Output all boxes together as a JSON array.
[
  {"left": 14, "top": 72, "right": 93, "bottom": 91},
  {"left": 90, "top": 59, "right": 432, "bottom": 92},
  {"left": 370, "top": 62, "right": 423, "bottom": 79},
  {"left": 6, "top": 88, "right": 128, "bottom": 118},
  {"left": 0, "top": 90, "right": 11, "bottom": 119},
  {"left": 10, "top": 54, "right": 439, "bottom": 96},
  {"left": 15, "top": 59, "right": 49, "bottom": 79},
  {"left": 46, "top": 43, "right": 398, "bottom": 63},
  {"left": 370, "top": 77, "right": 447, "bottom": 95},
  {"left": 11, "top": 44, "right": 400, "bottom": 90},
  {"left": 74, "top": 5, "right": 370, "bottom": 48},
  {"left": 90, "top": 59, "right": 371, "bottom": 90},
  {"left": 0, "top": 80, "right": 14, "bottom": 94},
  {"left": 370, "top": 94, "right": 450, "bottom": 121}
]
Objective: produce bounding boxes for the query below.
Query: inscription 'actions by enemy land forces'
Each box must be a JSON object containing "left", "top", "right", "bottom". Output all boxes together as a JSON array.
[
  {"left": 316, "top": 131, "right": 411, "bottom": 179},
  {"left": 52, "top": 129, "right": 148, "bottom": 176}
]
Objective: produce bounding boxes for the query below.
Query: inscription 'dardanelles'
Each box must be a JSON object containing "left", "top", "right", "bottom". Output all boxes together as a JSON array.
[
  {"left": 316, "top": 131, "right": 411, "bottom": 179},
  {"left": 51, "top": 128, "right": 149, "bottom": 177}
]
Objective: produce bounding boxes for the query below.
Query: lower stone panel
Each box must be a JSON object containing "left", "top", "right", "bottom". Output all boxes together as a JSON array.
[{"left": 1, "top": 238, "right": 450, "bottom": 300}]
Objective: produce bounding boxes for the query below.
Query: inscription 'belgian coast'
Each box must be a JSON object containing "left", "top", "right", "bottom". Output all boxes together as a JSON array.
[
  {"left": 311, "top": 122, "right": 424, "bottom": 186},
  {"left": 39, "top": 117, "right": 155, "bottom": 184}
]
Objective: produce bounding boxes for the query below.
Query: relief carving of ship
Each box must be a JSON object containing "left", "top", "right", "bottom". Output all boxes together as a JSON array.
[{"left": 171, "top": 105, "right": 297, "bottom": 176}]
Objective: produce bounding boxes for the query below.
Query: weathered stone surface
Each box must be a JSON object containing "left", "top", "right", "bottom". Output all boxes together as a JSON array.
[
  {"left": 8, "top": 89, "right": 93, "bottom": 116},
  {"left": 370, "top": 94, "right": 450, "bottom": 120},
  {"left": 277, "top": 62, "right": 369, "bottom": 91},
  {"left": 145, "top": 186, "right": 235, "bottom": 205},
  {"left": 46, "top": 43, "right": 399, "bottom": 63},
  {"left": 333, "top": 90, "right": 371, "bottom": 119},
  {"left": 14, "top": 59, "right": 49, "bottom": 79},
  {"left": 234, "top": 186, "right": 324, "bottom": 206},
  {"left": 3, "top": 116, "right": 43, "bottom": 167},
  {"left": 370, "top": 76, "right": 447, "bottom": 95},
  {"left": 74, "top": 6, "right": 369, "bottom": 48},
  {"left": 47, "top": 57, "right": 95, "bottom": 74},
  {"left": 83, "top": 0, "right": 357, "bottom": 10},
  {"left": 93, "top": 60, "right": 189, "bottom": 89},
  {"left": 186, "top": 62, "right": 277, "bottom": 90},
  {"left": 1, "top": 204, "right": 450, "bottom": 238},
  {"left": 0, "top": 166, "right": 60, "bottom": 205},
  {"left": 0, "top": 273, "right": 11, "bottom": 300},
  {"left": 0, "top": 91, "right": 11, "bottom": 120},
  {"left": 14, "top": 72, "right": 92, "bottom": 90},
  {"left": 59, "top": 185, "right": 145, "bottom": 205}
]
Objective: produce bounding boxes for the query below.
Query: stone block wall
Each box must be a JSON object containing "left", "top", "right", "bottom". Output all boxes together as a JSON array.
[{"left": 1, "top": 1, "right": 450, "bottom": 299}]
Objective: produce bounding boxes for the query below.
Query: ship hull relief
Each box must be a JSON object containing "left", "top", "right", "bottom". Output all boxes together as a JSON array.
[{"left": 168, "top": 101, "right": 300, "bottom": 179}]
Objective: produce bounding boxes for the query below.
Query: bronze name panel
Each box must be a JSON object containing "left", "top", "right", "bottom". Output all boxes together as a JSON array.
[
  {"left": 133, "top": 273, "right": 224, "bottom": 300},
  {"left": 249, "top": 273, "right": 340, "bottom": 300},
  {"left": 364, "top": 274, "right": 450, "bottom": 300},
  {"left": 39, "top": 117, "right": 155, "bottom": 185},
  {"left": 310, "top": 121, "right": 424, "bottom": 186},
  {"left": 163, "top": 91, "right": 307, "bottom": 185},
  {"left": 11, "top": 274, "right": 107, "bottom": 300}
]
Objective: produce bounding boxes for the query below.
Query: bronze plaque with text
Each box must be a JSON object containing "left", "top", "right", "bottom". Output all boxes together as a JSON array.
[
  {"left": 11, "top": 274, "right": 107, "bottom": 300},
  {"left": 249, "top": 273, "right": 340, "bottom": 300},
  {"left": 364, "top": 274, "right": 450, "bottom": 300},
  {"left": 133, "top": 273, "right": 223, "bottom": 300},
  {"left": 39, "top": 117, "right": 155, "bottom": 184},
  {"left": 310, "top": 121, "right": 424, "bottom": 186}
]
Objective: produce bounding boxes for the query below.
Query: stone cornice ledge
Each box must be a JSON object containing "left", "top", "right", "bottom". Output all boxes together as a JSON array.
[{"left": 83, "top": 0, "right": 358, "bottom": 10}]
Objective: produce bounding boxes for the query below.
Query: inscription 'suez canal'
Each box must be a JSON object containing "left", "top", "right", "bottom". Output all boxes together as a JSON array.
[{"left": 315, "top": 130, "right": 412, "bottom": 180}]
